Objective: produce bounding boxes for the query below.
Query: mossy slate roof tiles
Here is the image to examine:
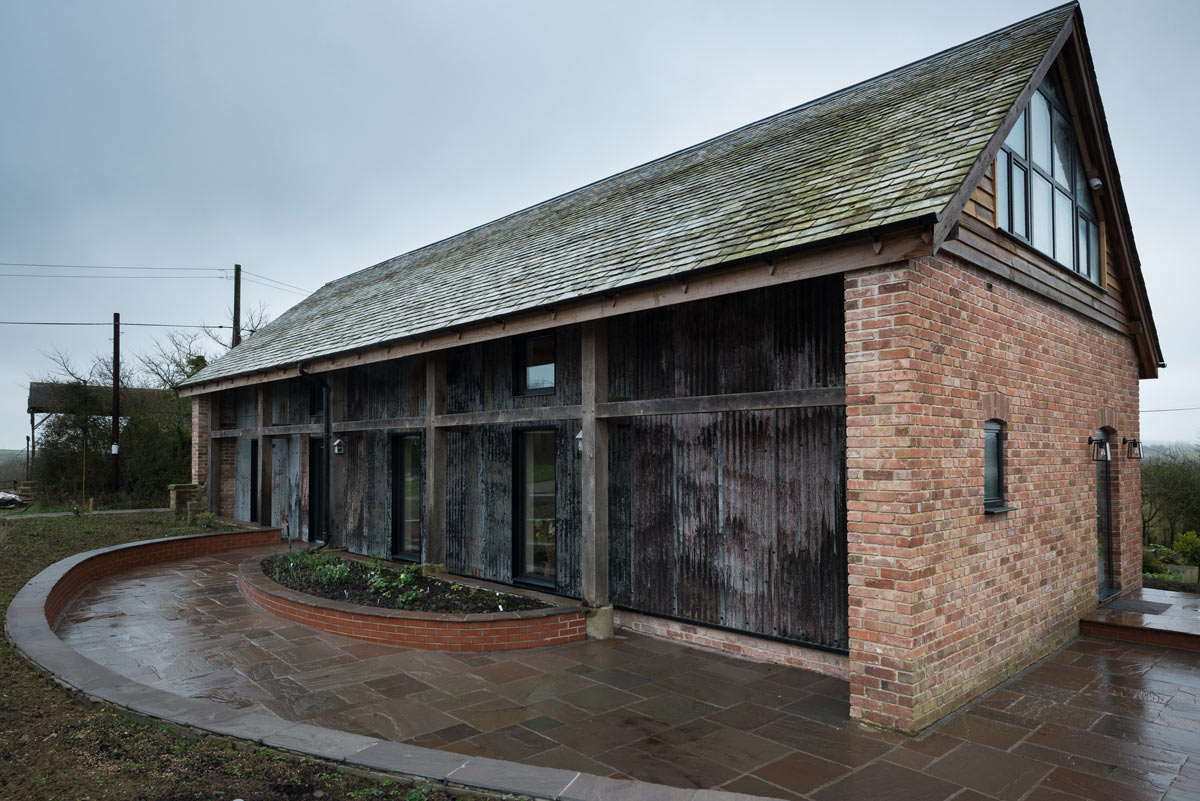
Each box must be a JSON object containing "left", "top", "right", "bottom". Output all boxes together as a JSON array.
[{"left": 186, "top": 5, "right": 1072, "bottom": 387}]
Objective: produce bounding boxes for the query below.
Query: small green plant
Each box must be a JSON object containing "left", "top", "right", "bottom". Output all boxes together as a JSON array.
[
  {"left": 395, "top": 588, "right": 422, "bottom": 608},
  {"left": 1174, "top": 532, "right": 1200, "bottom": 566},
  {"left": 194, "top": 511, "right": 216, "bottom": 528},
  {"left": 315, "top": 559, "right": 350, "bottom": 586}
]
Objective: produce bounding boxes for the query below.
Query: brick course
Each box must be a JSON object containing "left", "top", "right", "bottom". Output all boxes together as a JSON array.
[
  {"left": 241, "top": 561, "right": 587, "bottom": 651},
  {"left": 844, "top": 252, "right": 1140, "bottom": 733}
]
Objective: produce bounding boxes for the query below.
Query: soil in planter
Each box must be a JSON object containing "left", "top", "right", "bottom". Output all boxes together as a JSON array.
[{"left": 261, "top": 552, "right": 553, "bottom": 613}]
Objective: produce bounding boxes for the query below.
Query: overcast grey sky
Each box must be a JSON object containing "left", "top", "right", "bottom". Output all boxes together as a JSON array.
[{"left": 1, "top": 0, "right": 1196, "bottom": 450}]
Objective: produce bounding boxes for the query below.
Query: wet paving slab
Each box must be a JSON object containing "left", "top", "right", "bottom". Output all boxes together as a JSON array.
[{"left": 58, "top": 545, "right": 1200, "bottom": 800}]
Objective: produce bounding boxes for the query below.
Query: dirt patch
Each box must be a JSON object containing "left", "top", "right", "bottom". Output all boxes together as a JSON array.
[
  {"left": 261, "top": 552, "right": 553, "bottom": 613},
  {"left": 0, "top": 513, "right": 480, "bottom": 800}
]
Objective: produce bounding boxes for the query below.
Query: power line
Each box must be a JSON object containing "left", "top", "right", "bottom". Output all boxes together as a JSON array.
[
  {"left": 241, "top": 276, "right": 307, "bottom": 295},
  {"left": 1143, "top": 407, "right": 1200, "bottom": 414},
  {"left": 0, "top": 273, "right": 214, "bottom": 279},
  {"left": 242, "top": 269, "right": 310, "bottom": 294},
  {"left": 0, "top": 320, "right": 229, "bottom": 329},
  {"left": 0, "top": 261, "right": 223, "bottom": 271}
]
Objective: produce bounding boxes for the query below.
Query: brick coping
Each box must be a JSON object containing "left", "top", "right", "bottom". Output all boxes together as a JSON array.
[
  {"left": 241, "top": 558, "right": 588, "bottom": 651},
  {"left": 6, "top": 530, "right": 755, "bottom": 801}
]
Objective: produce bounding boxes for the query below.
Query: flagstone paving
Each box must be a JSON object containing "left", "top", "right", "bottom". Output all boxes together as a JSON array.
[{"left": 58, "top": 545, "right": 1200, "bottom": 800}]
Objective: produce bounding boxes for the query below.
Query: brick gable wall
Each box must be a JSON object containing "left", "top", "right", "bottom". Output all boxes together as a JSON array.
[{"left": 845, "top": 252, "right": 1140, "bottom": 733}]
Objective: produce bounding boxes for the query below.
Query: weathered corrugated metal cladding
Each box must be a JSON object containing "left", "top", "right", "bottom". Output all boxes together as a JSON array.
[
  {"left": 607, "top": 278, "right": 847, "bottom": 650},
  {"left": 447, "top": 327, "right": 581, "bottom": 413},
  {"left": 607, "top": 276, "right": 844, "bottom": 400},
  {"left": 270, "top": 379, "right": 312, "bottom": 426},
  {"left": 609, "top": 407, "right": 846, "bottom": 650},
  {"left": 446, "top": 421, "right": 582, "bottom": 598},
  {"left": 341, "top": 430, "right": 393, "bottom": 556},
  {"left": 344, "top": 360, "right": 425, "bottom": 420}
]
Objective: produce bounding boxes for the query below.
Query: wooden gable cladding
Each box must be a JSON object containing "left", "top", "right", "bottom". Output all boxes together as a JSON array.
[{"left": 942, "top": 7, "right": 1161, "bottom": 377}]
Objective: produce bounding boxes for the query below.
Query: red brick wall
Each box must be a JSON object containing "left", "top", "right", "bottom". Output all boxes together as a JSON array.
[
  {"left": 844, "top": 253, "right": 1141, "bottom": 733},
  {"left": 190, "top": 396, "right": 210, "bottom": 485}
]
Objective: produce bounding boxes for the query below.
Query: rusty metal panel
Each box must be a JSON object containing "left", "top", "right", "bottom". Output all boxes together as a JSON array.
[
  {"left": 609, "top": 405, "right": 846, "bottom": 650},
  {"left": 609, "top": 276, "right": 844, "bottom": 400}
]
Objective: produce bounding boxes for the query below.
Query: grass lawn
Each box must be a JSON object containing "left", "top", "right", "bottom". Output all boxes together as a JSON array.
[{"left": 0, "top": 512, "right": 468, "bottom": 801}]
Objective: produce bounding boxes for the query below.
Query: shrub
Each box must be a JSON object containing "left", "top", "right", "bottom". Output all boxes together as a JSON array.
[
  {"left": 1143, "top": 547, "right": 1166, "bottom": 575},
  {"left": 1174, "top": 532, "right": 1200, "bottom": 567}
]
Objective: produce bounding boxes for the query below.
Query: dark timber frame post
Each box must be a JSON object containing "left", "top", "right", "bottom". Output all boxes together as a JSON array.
[
  {"left": 580, "top": 320, "right": 613, "bottom": 638},
  {"left": 423, "top": 353, "right": 447, "bottom": 571},
  {"left": 256, "top": 385, "right": 272, "bottom": 525}
]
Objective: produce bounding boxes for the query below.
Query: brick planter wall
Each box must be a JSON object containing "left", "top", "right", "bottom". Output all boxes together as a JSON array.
[
  {"left": 844, "top": 254, "right": 1141, "bottom": 733},
  {"left": 45, "top": 528, "right": 282, "bottom": 626},
  {"left": 240, "top": 560, "right": 587, "bottom": 651}
]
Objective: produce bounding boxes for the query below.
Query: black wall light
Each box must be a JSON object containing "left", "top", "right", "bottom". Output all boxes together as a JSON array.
[
  {"left": 1087, "top": 435, "right": 1111, "bottom": 462},
  {"left": 1122, "top": 437, "right": 1143, "bottom": 460}
]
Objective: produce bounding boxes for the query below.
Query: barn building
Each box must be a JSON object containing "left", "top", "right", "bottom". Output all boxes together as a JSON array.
[{"left": 180, "top": 3, "right": 1162, "bottom": 733}]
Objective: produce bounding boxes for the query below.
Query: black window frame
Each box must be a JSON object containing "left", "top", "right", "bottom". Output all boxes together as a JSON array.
[
  {"left": 995, "top": 68, "right": 1101, "bottom": 285},
  {"left": 512, "top": 427, "right": 557, "bottom": 589},
  {"left": 390, "top": 433, "right": 423, "bottom": 562},
  {"left": 984, "top": 419, "right": 1016, "bottom": 514},
  {"left": 513, "top": 333, "right": 556, "bottom": 397}
]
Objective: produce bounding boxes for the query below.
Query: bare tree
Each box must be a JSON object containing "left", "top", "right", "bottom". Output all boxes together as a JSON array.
[
  {"left": 139, "top": 330, "right": 214, "bottom": 391},
  {"left": 200, "top": 300, "right": 271, "bottom": 349}
]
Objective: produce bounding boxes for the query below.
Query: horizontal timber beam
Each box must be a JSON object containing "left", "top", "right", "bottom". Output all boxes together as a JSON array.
[
  {"left": 434, "top": 405, "right": 583, "bottom": 429},
  {"left": 262, "top": 423, "right": 322, "bottom": 436},
  {"left": 596, "top": 387, "right": 845, "bottom": 419},
  {"left": 209, "top": 427, "right": 258, "bottom": 439},
  {"left": 332, "top": 417, "right": 426, "bottom": 434}
]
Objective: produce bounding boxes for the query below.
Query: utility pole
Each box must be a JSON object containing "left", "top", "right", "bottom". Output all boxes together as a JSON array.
[
  {"left": 111, "top": 312, "right": 120, "bottom": 494},
  {"left": 232, "top": 263, "right": 242, "bottom": 347}
]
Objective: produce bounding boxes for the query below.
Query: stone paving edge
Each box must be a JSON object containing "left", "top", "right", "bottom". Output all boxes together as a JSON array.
[{"left": 4, "top": 529, "right": 773, "bottom": 801}]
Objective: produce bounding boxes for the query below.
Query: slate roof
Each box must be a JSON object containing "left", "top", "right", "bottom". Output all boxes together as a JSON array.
[{"left": 184, "top": 4, "right": 1074, "bottom": 388}]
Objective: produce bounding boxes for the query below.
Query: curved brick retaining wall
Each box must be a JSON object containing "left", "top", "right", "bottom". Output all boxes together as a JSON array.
[
  {"left": 45, "top": 528, "right": 282, "bottom": 624},
  {"left": 240, "top": 559, "right": 587, "bottom": 651},
  {"left": 7, "top": 529, "right": 732, "bottom": 801}
]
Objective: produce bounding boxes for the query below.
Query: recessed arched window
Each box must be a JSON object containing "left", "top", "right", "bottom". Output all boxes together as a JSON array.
[
  {"left": 984, "top": 419, "right": 1007, "bottom": 513},
  {"left": 995, "top": 68, "right": 1101, "bottom": 284}
]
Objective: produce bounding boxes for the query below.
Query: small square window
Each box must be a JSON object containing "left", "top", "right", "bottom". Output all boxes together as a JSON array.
[{"left": 516, "top": 334, "right": 555, "bottom": 396}]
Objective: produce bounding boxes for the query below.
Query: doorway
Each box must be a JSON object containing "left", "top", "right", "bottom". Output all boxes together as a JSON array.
[{"left": 308, "top": 437, "right": 327, "bottom": 544}]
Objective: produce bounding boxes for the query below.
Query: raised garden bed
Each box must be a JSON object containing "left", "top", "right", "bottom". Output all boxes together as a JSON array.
[
  {"left": 260, "top": 551, "right": 552, "bottom": 613},
  {"left": 242, "top": 552, "right": 587, "bottom": 652}
]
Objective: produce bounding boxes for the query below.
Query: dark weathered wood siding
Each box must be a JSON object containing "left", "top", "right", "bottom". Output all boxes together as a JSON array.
[
  {"left": 445, "top": 422, "right": 582, "bottom": 597},
  {"left": 607, "top": 278, "right": 847, "bottom": 650},
  {"left": 447, "top": 326, "right": 581, "bottom": 413},
  {"left": 608, "top": 277, "right": 844, "bottom": 400}
]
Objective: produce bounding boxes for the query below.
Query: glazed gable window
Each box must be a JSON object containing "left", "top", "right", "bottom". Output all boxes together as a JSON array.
[{"left": 995, "top": 69, "right": 1101, "bottom": 283}]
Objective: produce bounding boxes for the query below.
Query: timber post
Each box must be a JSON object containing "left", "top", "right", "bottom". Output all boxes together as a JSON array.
[
  {"left": 256, "top": 385, "right": 272, "bottom": 526},
  {"left": 207, "top": 395, "right": 220, "bottom": 515},
  {"left": 580, "top": 319, "right": 613, "bottom": 637},
  {"left": 423, "top": 353, "right": 447, "bottom": 569}
]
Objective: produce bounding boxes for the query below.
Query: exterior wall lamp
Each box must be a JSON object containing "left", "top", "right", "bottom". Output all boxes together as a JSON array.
[
  {"left": 1087, "top": 435, "right": 1110, "bottom": 462},
  {"left": 1122, "top": 437, "right": 1143, "bottom": 460},
  {"left": 332, "top": 439, "right": 345, "bottom": 455},
  {"left": 575, "top": 430, "right": 583, "bottom": 455}
]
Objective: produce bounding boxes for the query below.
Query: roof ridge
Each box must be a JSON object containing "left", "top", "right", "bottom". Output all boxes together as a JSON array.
[{"left": 332, "top": 2, "right": 1078, "bottom": 288}]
